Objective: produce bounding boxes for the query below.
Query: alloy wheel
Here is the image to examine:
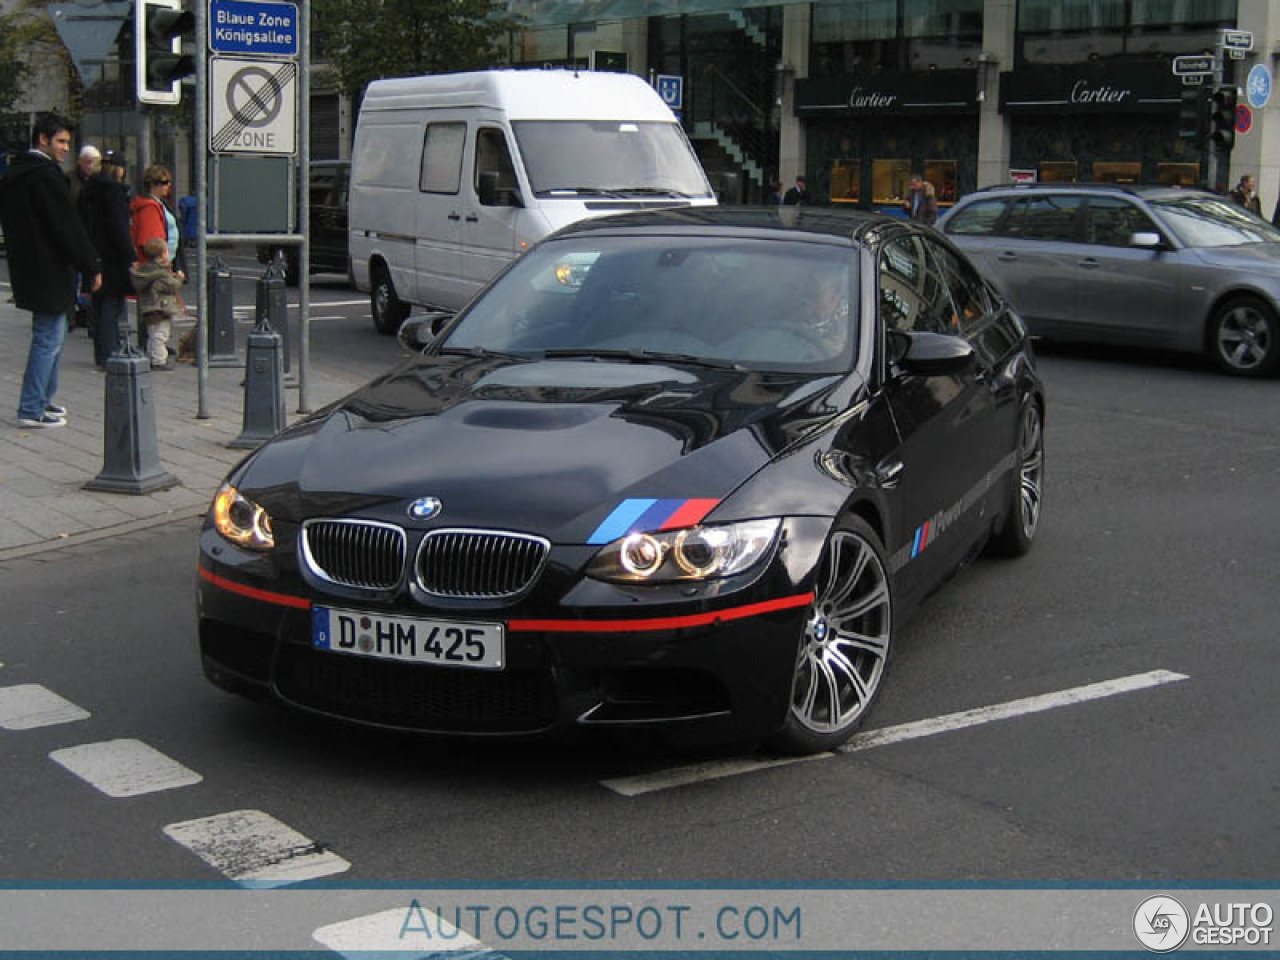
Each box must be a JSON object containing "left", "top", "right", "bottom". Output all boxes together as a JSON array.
[
  {"left": 1216, "top": 303, "right": 1272, "bottom": 373},
  {"left": 1016, "top": 401, "right": 1044, "bottom": 541}
]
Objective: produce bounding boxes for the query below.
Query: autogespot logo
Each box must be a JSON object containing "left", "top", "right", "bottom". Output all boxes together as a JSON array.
[{"left": 1134, "top": 895, "right": 1191, "bottom": 952}]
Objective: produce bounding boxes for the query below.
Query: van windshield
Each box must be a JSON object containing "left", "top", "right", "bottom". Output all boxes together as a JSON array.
[{"left": 512, "top": 121, "right": 713, "bottom": 199}]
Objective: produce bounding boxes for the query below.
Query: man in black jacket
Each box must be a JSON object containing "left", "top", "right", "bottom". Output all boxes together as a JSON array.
[
  {"left": 77, "top": 150, "right": 135, "bottom": 367},
  {"left": 0, "top": 113, "right": 101, "bottom": 428}
]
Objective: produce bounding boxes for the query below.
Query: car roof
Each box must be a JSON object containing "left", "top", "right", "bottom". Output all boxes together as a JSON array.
[
  {"left": 963, "top": 183, "right": 1214, "bottom": 202},
  {"left": 552, "top": 206, "right": 909, "bottom": 246}
]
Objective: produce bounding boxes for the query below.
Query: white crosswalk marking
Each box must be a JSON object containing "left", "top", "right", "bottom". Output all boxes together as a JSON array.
[
  {"left": 0, "top": 684, "right": 89, "bottom": 730},
  {"left": 50, "top": 739, "right": 202, "bottom": 797},
  {"left": 164, "top": 810, "right": 350, "bottom": 887}
]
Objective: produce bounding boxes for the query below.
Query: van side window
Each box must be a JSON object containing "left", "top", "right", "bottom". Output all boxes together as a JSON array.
[
  {"left": 420, "top": 122, "right": 466, "bottom": 194},
  {"left": 475, "top": 128, "right": 518, "bottom": 205}
]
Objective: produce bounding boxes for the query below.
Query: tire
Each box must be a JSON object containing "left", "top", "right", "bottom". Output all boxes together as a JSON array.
[
  {"left": 1209, "top": 296, "right": 1279, "bottom": 378},
  {"left": 987, "top": 395, "right": 1045, "bottom": 557},
  {"left": 371, "top": 265, "right": 409, "bottom": 335},
  {"left": 768, "top": 516, "right": 893, "bottom": 755}
]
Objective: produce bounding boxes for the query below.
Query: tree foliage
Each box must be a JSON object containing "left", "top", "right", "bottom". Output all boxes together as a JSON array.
[
  {"left": 314, "top": 0, "right": 520, "bottom": 98},
  {"left": 0, "top": 1, "right": 76, "bottom": 116}
]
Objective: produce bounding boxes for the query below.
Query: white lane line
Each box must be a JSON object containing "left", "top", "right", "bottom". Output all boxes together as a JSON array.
[
  {"left": 601, "top": 669, "right": 1189, "bottom": 797},
  {"left": 50, "top": 739, "right": 202, "bottom": 798},
  {"left": 841, "top": 668, "right": 1189, "bottom": 752},
  {"left": 0, "top": 684, "right": 90, "bottom": 730},
  {"left": 163, "top": 809, "right": 350, "bottom": 887},
  {"left": 314, "top": 906, "right": 487, "bottom": 958}
]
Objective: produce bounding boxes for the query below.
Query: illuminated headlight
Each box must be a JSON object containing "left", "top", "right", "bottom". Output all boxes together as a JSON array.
[
  {"left": 587, "top": 518, "right": 780, "bottom": 583},
  {"left": 211, "top": 482, "right": 275, "bottom": 551}
]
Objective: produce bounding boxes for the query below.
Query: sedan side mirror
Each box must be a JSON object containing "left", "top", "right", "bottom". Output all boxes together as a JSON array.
[
  {"left": 888, "top": 329, "right": 976, "bottom": 376},
  {"left": 1129, "top": 231, "right": 1165, "bottom": 249},
  {"left": 397, "top": 311, "right": 454, "bottom": 352}
]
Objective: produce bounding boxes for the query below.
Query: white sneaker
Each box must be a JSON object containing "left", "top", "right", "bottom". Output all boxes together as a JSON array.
[{"left": 17, "top": 414, "right": 66, "bottom": 429}]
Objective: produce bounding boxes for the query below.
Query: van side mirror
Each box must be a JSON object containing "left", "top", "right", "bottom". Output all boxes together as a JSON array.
[
  {"left": 398, "top": 311, "right": 454, "bottom": 351},
  {"left": 479, "top": 170, "right": 522, "bottom": 208}
]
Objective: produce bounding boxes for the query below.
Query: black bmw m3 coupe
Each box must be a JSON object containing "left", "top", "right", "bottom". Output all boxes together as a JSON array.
[{"left": 196, "top": 207, "right": 1045, "bottom": 753}]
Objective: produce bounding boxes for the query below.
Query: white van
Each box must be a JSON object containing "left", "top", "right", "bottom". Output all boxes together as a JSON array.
[{"left": 349, "top": 69, "right": 718, "bottom": 333}]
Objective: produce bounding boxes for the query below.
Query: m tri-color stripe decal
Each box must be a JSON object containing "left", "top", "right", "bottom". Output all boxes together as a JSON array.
[
  {"left": 911, "top": 520, "right": 931, "bottom": 558},
  {"left": 587, "top": 497, "right": 720, "bottom": 545}
]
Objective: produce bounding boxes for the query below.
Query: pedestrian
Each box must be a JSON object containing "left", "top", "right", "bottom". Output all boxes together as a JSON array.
[
  {"left": 69, "top": 144, "right": 100, "bottom": 205},
  {"left": 1229, "top": 174, "right": 1262, "bottom": 215},
  {"left": 0, "top": 112, "right": 102, "bottom": 428},
  {"left": 904, "top": 172, "right": 938, "bottom": 225},
  {"left": 78, "top": 150, "right": 135, "bottom": 368},
  {"left": 130, "top": 164, "right": 180, "bottom": 261},
  {"left": 768, "top": 179, "right": 784, "bottom": 205},
  {"left": 130, "top": 236, "right": 185, "bottom": 371},
  {"left": 783, "top": 175, "right": 809, "bottom": 205}
]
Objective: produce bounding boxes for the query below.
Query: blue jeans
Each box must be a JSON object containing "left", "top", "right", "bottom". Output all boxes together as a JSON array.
[
  {"left": 17, "top": 311, "right": 67, "bottom": 420},
  {"left": 93, "top": 295, "right": 128, "bottom": 367}
]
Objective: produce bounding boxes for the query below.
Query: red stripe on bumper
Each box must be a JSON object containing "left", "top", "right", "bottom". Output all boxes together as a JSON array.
[
  {"left": 508, "top": 591, "right": 814, "bottom": 634},
  {"left": 198, "top": 566, "right": 312, "bottom": 610}
]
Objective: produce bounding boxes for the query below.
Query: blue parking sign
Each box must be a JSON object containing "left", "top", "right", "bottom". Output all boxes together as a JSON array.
[{"left": 656, "top": 74, "right": 683, "bottom": 110}]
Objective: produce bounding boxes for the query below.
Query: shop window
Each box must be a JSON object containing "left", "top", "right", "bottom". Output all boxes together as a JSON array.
[
  {"left": 1038, "top": 161, "right": 1078, "bottom": 183},
  {"left": 925, "top": 160, "right": 957, "bottom": 205},
  {"left": 1002, "top": 194, "right": 1083, "bottom": 241},
  {"left": 1157, "top": 162, "right": 1199, "bottom": 188},
  {"left": 1084, "top": 197, "right": 1159, "bottom": 247},
  {"left": 830, "top": 158, "right": 860, "bottom": 204},
  {"left": 873, "top": 159, "right": 911, "bottom": 205},
  {"left": 1092, "top": 161, "right": 1141, "bottom": 185},
  {"left": 516, "top": 25, "right": 569, "bottom": 65},
  {"left": 812, "top": 0, "right": 980, "bottom": 75}
]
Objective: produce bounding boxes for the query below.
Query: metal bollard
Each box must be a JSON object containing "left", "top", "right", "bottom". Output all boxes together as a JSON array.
[
  {"left": 229, "top": 281, "right": 288, "bottom": 449},
  {"left": 261, "top": 252, "right": 295, "bottom": 384},
  {"left": 84, "top": 332, "right": 179, "bottom": 494},
  {"left": 207, "top": 255, "right": 238, "bottom": 367}
]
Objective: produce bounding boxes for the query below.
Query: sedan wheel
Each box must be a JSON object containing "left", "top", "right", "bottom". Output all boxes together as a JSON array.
[
  {"left": 770, "top": 518, "right": 892, "bottom": 754},
  {"left": 988, "top": 396, "right": 1044, "bottom": 557},
  {"left": 1211, "top": 297, "right": 1279, "bottom": 378}
]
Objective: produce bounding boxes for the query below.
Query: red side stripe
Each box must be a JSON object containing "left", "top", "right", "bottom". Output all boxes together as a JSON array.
[
  {"left": 508, "top": 591, "right": 813, "bottom": 634},
  {"left": 659, "top": 497, "right": 720, "bottom": 530},
  {"left": 198, "top": 566, "right": 312, "bottom": 610}
]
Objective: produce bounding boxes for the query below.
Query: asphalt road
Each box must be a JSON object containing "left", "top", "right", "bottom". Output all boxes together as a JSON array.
[{"left": 2, "top": 324, "right": 1278, "bottom": 898}]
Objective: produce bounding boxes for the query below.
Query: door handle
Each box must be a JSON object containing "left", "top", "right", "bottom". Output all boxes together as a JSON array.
[
  {"left": 875, "top": 459, "right": 904, "bottom": 489},
  {"left": 1078, "top": 257, "right": 1099, "bottom": 269},
  {"left": 465, "top": 214, "right": 479, "bottom": 223},
  {"left": 996, "top": 252, "right": 1017, "bottom": 262},
  {"left": 447, "top": 213, "right": 461, "bottom": 221}
]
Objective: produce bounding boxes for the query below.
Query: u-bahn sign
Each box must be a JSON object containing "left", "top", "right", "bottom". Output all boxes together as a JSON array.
[{"left": 209, "top": 56, "right": 297, "bottom": 155}]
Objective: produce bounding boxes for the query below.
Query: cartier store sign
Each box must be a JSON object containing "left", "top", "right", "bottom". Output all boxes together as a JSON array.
[
  {"left": 1000, "top": 61, "right": 1181, "bottom": 113},
  {"left": 794, "top": 70, "right": 978, "bottom": 117}
]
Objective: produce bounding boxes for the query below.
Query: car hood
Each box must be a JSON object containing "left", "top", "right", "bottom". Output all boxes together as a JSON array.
[
  {"left": 239, "top": 354, "right": 857, "bottom": 543},
  {"left": 1189, "top": 242, "right": 1280, "bottom": 270}
]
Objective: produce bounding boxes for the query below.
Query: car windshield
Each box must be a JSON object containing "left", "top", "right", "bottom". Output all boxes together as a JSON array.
[
  {"left": 444, "top": 235, "right": 858, "bottom": 373},
  {"left": 1148, "top": 196, "right": 1280, "bottom": 248},
  {"left": 512, "top": 121, "right": 713, "bottom": 199}
]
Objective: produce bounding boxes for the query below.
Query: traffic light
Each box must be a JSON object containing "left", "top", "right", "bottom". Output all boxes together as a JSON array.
[
  {"left": 135, "top": 0, "right": 194, "bottom": 106},
  {"left": 1209, "top": 85, "right": 1238, "bottom": 149},
  {"left": 1178, "top": 86, "right": 1206, "bottom": 141}
]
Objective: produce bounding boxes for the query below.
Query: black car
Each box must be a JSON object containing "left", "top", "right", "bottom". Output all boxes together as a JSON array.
[
  {"left": 256, "top": 161, "right": 351, "bottom": 286},
  {"left": 197, "top": 208, "right": 1045, "bottom": 753}
]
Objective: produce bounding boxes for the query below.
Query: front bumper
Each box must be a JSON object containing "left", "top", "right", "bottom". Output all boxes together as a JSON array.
[{"left": 195, "top": 517, "right": 830, "bottom": 745}]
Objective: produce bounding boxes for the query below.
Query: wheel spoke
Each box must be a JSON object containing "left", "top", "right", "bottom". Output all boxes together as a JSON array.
[
  {"left": 836, "top": 579, "right": 890, "bottom": 622},
  {"left": 826, "top": 542, "right": 871, "bottom": 610},
  {"left": 812, "top": 655, "right": 844, "bottom": 728},
  {"left": 832, "top": 629, "right": 888, "bottom": 658},
  {"left": 824, "top": 646, "right": 871, "bottom": 709}
]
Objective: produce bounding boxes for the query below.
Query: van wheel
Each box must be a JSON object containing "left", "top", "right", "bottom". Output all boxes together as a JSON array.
[
  {"left": 1209, "top": 295, "right": 1279, "bottom": 377},
  {"left": 371, "top": 266, "right": 408, "bottom": 335}
]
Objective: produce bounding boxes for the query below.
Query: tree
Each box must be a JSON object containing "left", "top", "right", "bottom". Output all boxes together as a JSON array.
[
  {"left": 314, "top": 0, "right": 520, "bottom": 98},
  {"left": 0, "top": 0, "right": 77, "bottom": 116}
]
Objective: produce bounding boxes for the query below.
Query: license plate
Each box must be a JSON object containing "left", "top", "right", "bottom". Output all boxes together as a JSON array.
[{"left": 312, "top": 607, "right": 504, "bottom": 670}]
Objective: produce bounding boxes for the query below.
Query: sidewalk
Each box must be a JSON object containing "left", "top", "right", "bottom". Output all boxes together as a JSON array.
[{"left": 0, "top": 298, "right": 369, "bottom": 559}]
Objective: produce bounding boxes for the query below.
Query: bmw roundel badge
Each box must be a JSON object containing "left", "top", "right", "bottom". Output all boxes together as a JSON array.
[{"left": 408, "top": 497, "right": 443, "bottom": 520}]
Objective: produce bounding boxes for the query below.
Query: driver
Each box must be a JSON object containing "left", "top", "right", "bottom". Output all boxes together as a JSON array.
[{"left": 796, "top": 269, "right": 851, "bottom": 356}]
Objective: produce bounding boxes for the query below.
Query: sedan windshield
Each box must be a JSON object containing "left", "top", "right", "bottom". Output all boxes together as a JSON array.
[
  {"left": 1149, "top": 196, "right": 1280, "bottom": 248},
  {"left": 512, "top": 121, "right": 713, "bottom": 199},
  {"left": 445, "top": 236, "right": 858, "bottom": 373}
]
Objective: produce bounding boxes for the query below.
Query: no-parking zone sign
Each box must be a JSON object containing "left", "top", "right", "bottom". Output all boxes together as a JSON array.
[{"left": 209, "top": 55, "right": 297, "bottom": 155}]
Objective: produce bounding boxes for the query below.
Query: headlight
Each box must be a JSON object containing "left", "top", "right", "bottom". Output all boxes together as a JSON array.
[
  {"left": 587, "top": 518, "right": 780, "bottom": 583},
  {"left": 211, "top": 482, "right": 275, "bottom": 551}
]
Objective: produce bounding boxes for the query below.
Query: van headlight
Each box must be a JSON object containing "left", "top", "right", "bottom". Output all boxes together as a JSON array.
[
  {"left": 211, "top": 483, "right": 275, "bottom": 551},
  {"left": 586, "top": 518, "right": 780, "bottom": 583}
]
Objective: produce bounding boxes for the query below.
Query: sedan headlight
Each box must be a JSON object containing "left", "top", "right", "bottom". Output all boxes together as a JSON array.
[
  {"left": 211, "top": 482, "right": 275, "bottom": 551},
  {"left": 587, "top": 518, "right": 780, "bottom": 583}
]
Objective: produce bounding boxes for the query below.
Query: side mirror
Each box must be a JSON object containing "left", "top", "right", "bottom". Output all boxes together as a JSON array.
[
  {"left": 479, "top": 170, "right": 521, "bottom": 208},
  {"left": 397, "top": 311, "right": 454, "bottom": 351},
  {"left": 1129, "top": 231, "right": 1163, "bottom": 249},
  {"left": 888, "top": 329, "right": 975, "bottom": 376}
]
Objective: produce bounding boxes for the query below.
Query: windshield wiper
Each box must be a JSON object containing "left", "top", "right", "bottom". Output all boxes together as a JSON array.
[
  {"left": 438, "top": 346, "right": 533, "bottom": 362},
  {"left": 605, "top": 187, "right": 696, "bottom": 199},
  {"left": 533, "top": 187, "right": 628, "bottom": 198},
  {"left": 542, "top": 348, "right": 744, "bottom": 370}
]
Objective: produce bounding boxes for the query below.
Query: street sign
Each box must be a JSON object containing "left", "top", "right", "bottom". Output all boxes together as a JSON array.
[
  {"left": 209, "top": 0, "right": 298, "bottom": 58},
  {"left": 655, "top": 74, "right": 683, "bottom": 111},
  {"left": 1247, "top": 64, "right": 1272, "bottom": 109},
  {"left": 1172, "top": 55, "right": 1214, "bottom": 77},
  {"left": 1236, "top": 104, "right": 1253, "bottom": 135},
  {"left": 1219, "top": 28, "right": 1253, "bottom": 51},
  {"left": 209, "top": 56, "right": 297, "bottom": 155}
]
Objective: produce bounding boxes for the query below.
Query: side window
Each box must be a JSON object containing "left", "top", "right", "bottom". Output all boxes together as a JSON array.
[
  {"left": 878, "top": 234, "right": 953, "bottom": 335},
  {"left": 945, "top": 198, "right": 1008, "bottom": 236},
  {"left": 474, "top": 127, "right": 518, "bottom": 204},
  {"left": 1002, "top": 195, "right": 1083, "bottom": 241},
  {"left": 419, "top": 122, "right": 466, "bottom": 194},
  {"left": 1085, "top": 196, "right": 1160, "bottom": 247},
  {"left": 925, "top": 239, "right": 991, "bottom": 337}
]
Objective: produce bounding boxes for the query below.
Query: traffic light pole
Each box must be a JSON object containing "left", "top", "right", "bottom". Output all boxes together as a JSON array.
[
  {"left": 194, "top": 0, "right": 208, "bottom": 418},
  {"left": 1207, "top": 47, "right": 1224, "bottom": 194}
]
